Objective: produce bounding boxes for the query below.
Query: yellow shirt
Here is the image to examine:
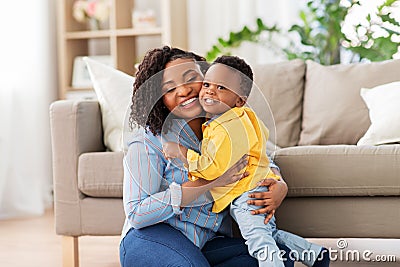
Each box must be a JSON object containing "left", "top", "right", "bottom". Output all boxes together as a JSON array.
[{"left": 187, "top": 106, "right": 280, "bottom": 213}]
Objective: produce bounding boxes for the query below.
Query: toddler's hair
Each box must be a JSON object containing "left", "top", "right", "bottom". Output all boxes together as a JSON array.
[{"left": 213, "top": 55, "right": 253, "bottom": 97}]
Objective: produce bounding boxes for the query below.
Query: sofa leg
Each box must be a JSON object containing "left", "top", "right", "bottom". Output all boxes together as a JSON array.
[{"left": 62, "top": 236, "right": 79, "bottom": 267}]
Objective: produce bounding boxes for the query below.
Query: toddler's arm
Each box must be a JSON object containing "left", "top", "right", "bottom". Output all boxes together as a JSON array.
[
  {"left": 162, "top": 141, "right": 188, "bottom": 164},
  {"left": 187, "top": 130, "right": 235, "bottom": 181}
]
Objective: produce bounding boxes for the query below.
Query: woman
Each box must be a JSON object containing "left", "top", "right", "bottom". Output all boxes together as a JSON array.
[{"left": 120, "top": 46, "right": 291, "bottom": 267}]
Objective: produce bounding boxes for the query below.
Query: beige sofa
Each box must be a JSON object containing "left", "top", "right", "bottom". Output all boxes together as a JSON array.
[{"left": 50, "top": 59, "right": 400, "bottom": 267}]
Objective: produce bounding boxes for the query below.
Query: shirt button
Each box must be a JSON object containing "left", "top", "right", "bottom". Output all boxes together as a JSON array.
[{"left": 215, "top": 223, "right": 218, "bottom": 226}]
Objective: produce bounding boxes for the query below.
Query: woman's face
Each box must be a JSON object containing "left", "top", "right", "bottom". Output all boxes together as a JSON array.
[{"left": 161, "top": 58, "right": 204, "bottom": 120}]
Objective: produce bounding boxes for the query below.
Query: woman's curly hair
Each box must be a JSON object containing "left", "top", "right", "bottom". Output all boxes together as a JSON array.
[{"left": 129, "top": 46, "right": 207, "bottom": 135}]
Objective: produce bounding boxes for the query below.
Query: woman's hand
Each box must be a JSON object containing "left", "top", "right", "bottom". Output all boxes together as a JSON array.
[
  {"left": 211, "top": 154, "right": 249, "bottom": 188},
  {"left": 247, "top": 171, "right": 288, "bottom": 224}
]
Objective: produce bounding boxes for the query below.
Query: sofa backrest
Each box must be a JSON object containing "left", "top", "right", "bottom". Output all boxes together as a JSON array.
[
  {"left": 252, "top": 58, "right": 400, "bottom": 148},
  {"left": 299, "top": 59, "right": 400, "bottom": 145},
  {"left": 250, "top": 59, "right": 306, "bottom": 148}
]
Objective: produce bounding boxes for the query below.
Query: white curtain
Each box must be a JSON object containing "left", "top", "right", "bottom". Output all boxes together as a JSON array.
[
  {"left": 0, "top": 1, "right": 57, "bottom": 219},
  {"left": 187, "top": 0, "right": 301, "bottom": 65}
]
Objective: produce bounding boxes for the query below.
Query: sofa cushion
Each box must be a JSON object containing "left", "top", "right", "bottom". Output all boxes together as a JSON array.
[
  {"left": 85, "top": 57, "right": 135, "bottom": 152},
  {"left": 299, "top": 59, "right": 400, "bottom": 145},
  {"left": 250, "top": 59, "right": 305, "bottom": 148},
  {"left": 78, "top": 152, "right": 124, "bottom": 197},
  {"left": 273, "top": 145, "right": 400, "bottom": 197},
  {"left": 357, "top": 81, "right": 400, "bottom": 146}
]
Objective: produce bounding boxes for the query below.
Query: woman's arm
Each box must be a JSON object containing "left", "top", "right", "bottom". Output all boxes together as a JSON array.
[
  {"left": 123, "top": 140, "right": 177, "bottom": 229},
  {"left": 124, "top": 135, "right": 249, "bottom": 228},
  {"left": 180, "top": 154, "right": 249, "bottom": 207}
]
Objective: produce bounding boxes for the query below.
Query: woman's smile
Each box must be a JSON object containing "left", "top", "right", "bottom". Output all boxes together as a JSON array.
[{"left": 179, "top": 97, "right": 199, "bottom": 108}]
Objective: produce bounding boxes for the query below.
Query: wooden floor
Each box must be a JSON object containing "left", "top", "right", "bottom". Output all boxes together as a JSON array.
[
  {"left": 1, "top": 208, "right": 399, "bottom": 267},
  {"left": 0, "top": 208, "right": 120, "bottom": 267}
]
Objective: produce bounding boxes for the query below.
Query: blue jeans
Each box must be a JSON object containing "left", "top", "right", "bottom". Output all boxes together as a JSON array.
[
  {"left": 120, "top": 223, "right": 295, "bottom": 267},
  {"left": 231, "top": 186, "right": 323, "bottom": 267}
]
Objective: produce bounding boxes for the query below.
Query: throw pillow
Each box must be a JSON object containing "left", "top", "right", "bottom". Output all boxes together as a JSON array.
[
  {"left": 357, "top": 81, "right": 400, "bottom": 146},
  {"left": 299, "top": 59, "right": 400, "bottom": 145},
  {"left": 84, "top": 57, "right": 134, "bottom": 151},
  {"left": 250, "top": 59, "right": 305, "bottom": 148}
]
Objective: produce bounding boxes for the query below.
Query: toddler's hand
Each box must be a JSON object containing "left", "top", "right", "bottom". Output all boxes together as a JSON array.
[{"left": 162, "top": 142, "right": 180, "bottom": 160}]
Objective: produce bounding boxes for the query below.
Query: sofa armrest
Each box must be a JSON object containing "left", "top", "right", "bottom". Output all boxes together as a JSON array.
[{"left": 50, "top": 100, "right": 105, "bottom": 235}]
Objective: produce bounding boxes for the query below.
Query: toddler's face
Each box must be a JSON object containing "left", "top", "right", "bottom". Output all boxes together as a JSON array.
[{"left": 199, "top": 64, "right": 245, "bottom": 115}]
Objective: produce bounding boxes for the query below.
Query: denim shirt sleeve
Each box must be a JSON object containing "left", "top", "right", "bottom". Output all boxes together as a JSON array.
[{"left": 123, "top": 136, "right": 183, "bottom": 229}]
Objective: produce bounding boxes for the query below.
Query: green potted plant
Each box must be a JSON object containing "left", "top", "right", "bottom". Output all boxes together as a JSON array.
[{"left": 206, "top": 0, "right": 400, "bottom": 65}]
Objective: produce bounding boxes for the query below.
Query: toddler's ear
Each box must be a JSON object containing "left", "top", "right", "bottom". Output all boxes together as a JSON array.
[{"left": 236, "top": 96, "right": 247, "bottom": 107}]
